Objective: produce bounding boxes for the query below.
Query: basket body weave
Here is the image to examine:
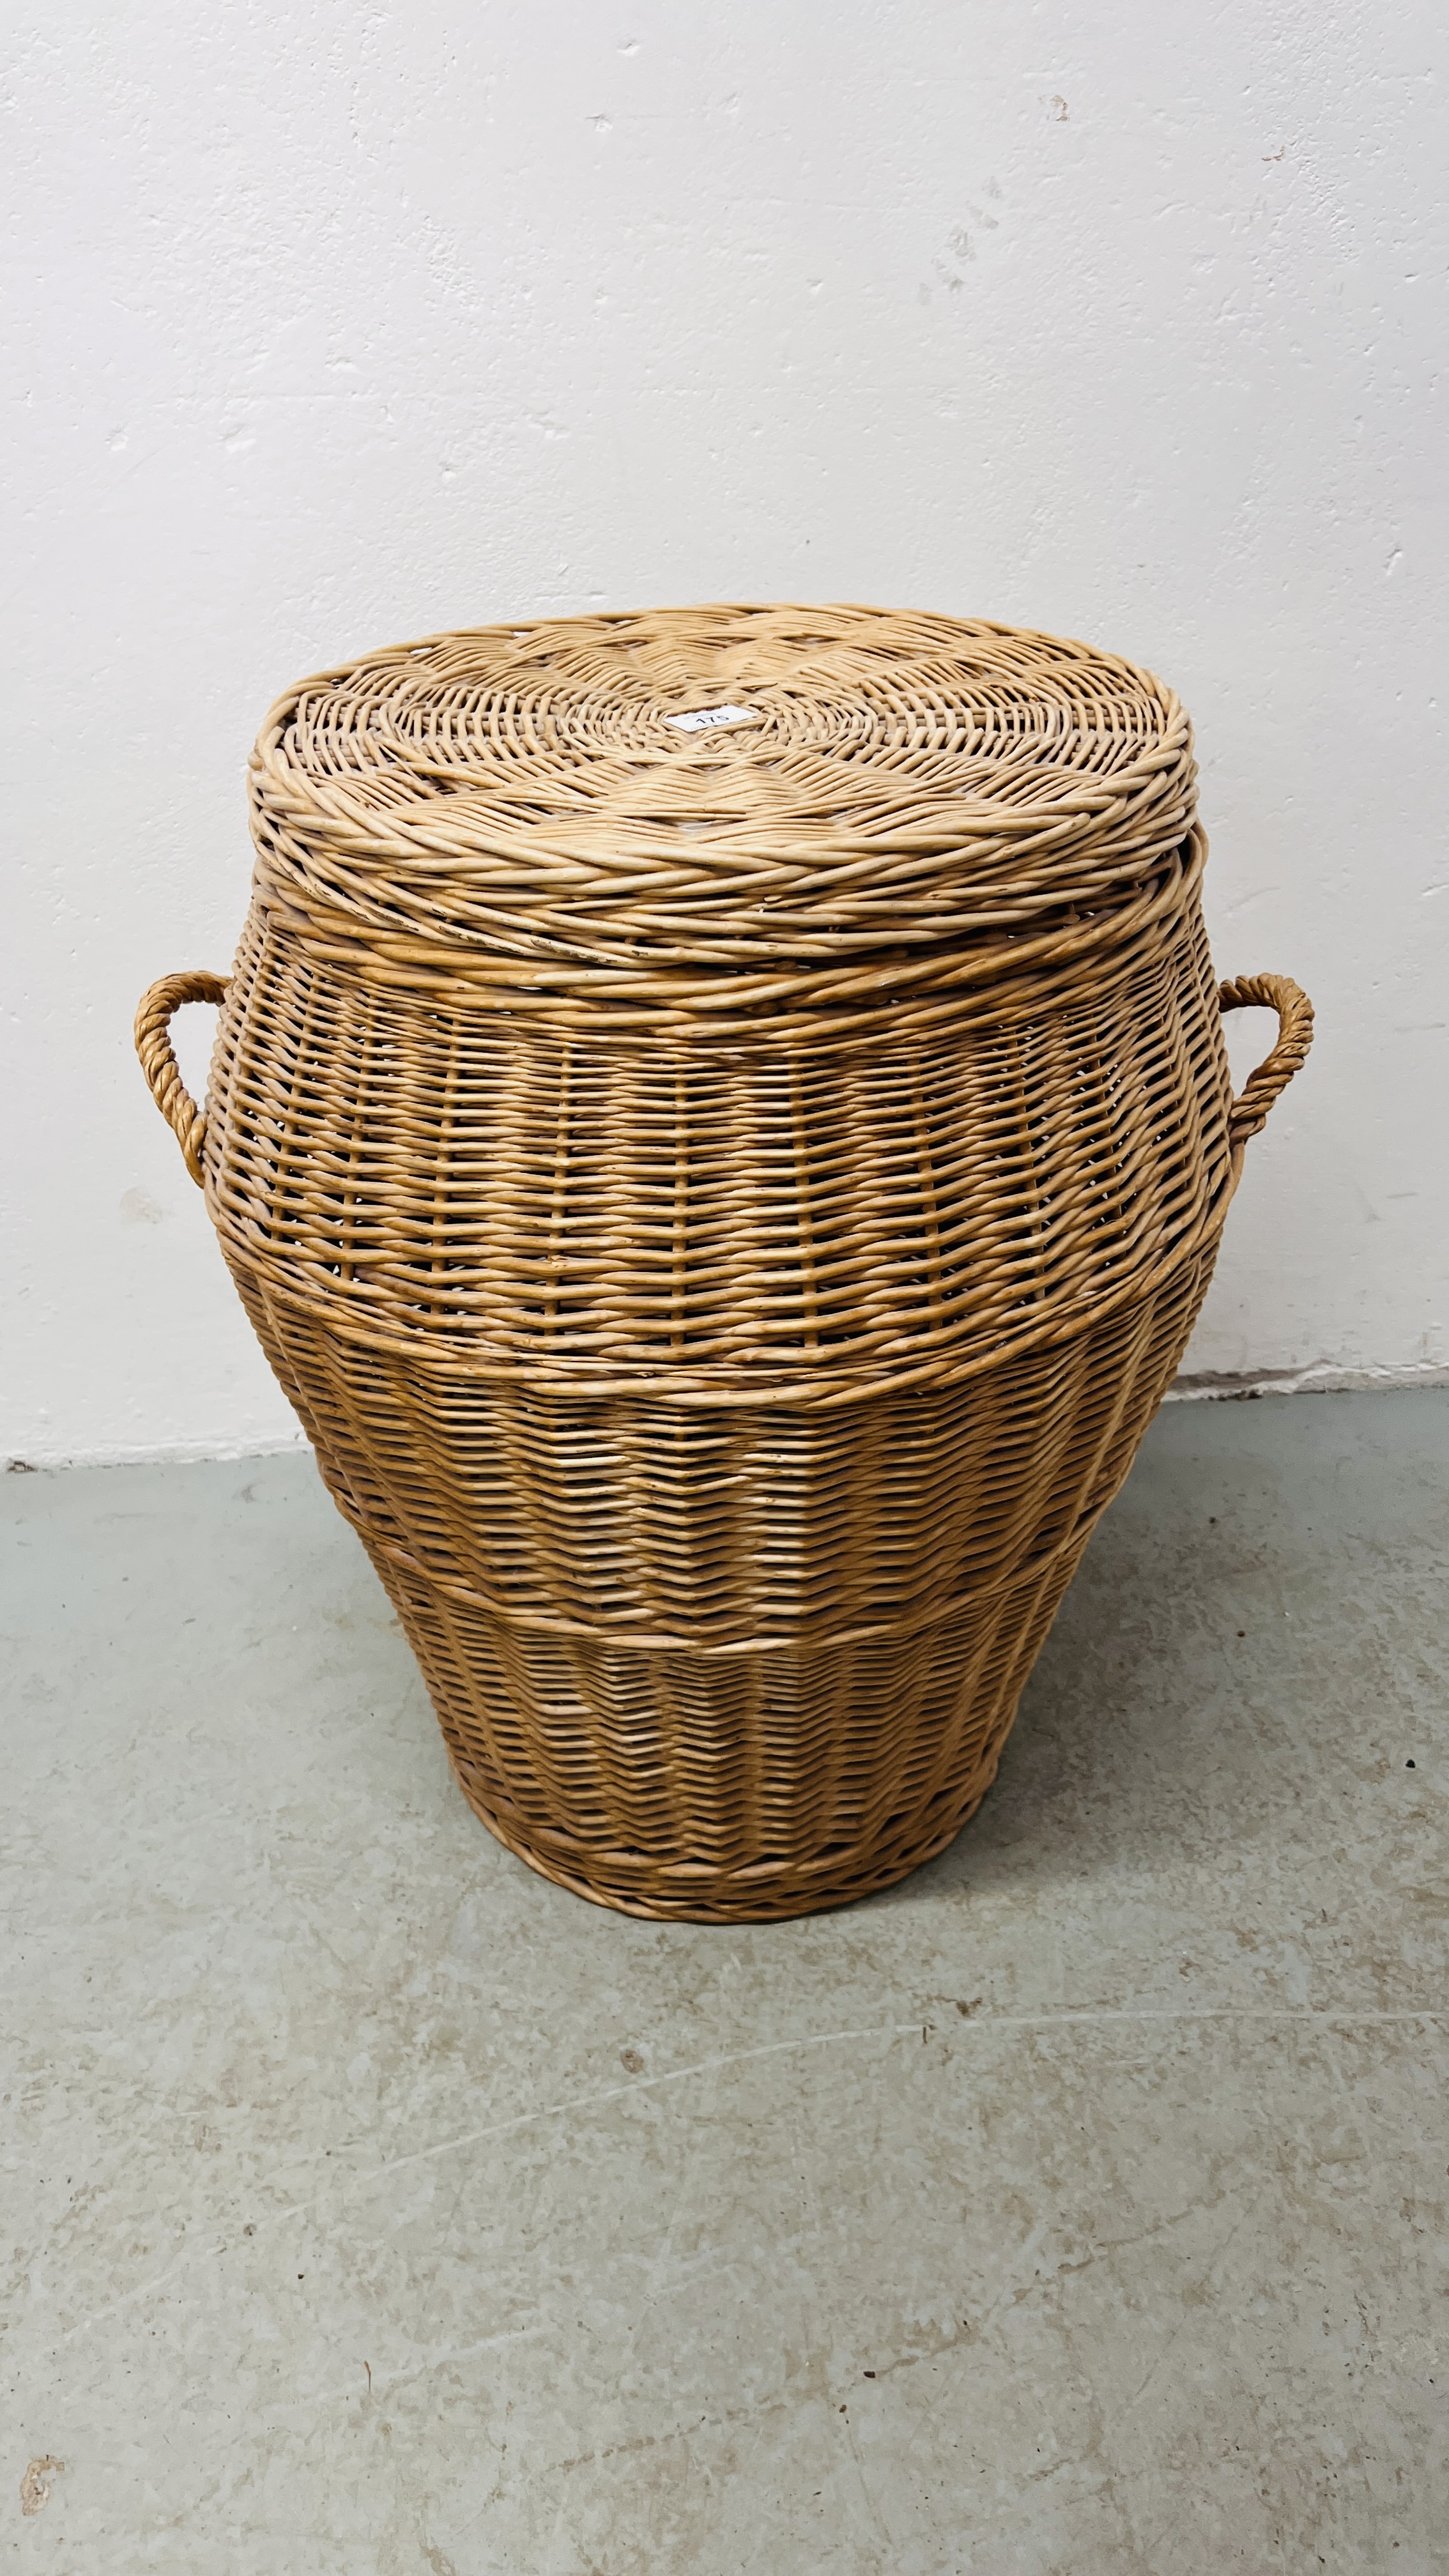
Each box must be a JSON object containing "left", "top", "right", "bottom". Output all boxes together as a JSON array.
[{"left": 139, "top": 606, "right": 1311, "bottom": 1920}]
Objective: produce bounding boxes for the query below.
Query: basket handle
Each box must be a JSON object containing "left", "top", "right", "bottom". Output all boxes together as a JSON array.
[
  {"left": 134, "top": 971, "right": 229, "bottom": 1186},
  {"left": 1218, "top": 974, "right": 1314, "bottom": 1154}
]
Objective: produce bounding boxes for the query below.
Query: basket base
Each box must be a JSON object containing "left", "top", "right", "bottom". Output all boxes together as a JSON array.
[
  {"left": 443, "top": 1738, "right": 1007, "bottom": 1923},
  {"left": 226, "top": 1234, "right": 1221, "bottom": 1926}
]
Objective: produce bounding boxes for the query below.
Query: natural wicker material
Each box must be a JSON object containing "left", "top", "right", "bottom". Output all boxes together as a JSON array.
[{"left": 137, "top": 606, "right": 1312, "bottom": 1920}]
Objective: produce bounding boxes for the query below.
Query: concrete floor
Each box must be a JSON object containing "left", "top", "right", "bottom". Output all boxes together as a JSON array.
[{"left": 3, "top": 1392, "right": 1446, "bottom": 2573}]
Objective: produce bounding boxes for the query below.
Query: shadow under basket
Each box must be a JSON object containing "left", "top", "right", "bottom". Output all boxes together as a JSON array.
[{"left": 136, "top": 604, "right": 1312, "bottom": 1920}]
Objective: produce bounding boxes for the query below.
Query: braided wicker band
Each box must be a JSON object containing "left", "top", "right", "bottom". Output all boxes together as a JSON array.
[
  {"left": 247, "top": 832, "right": 1204, "bottom": 1042},
  {"left": 137, "top": 606, "right": 1312, "bottom": 1919}
]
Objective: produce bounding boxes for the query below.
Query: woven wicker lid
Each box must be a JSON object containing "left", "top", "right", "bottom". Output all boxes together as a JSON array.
[{"left": 249, "top": 604, "right": 1196, "bottom": 973}]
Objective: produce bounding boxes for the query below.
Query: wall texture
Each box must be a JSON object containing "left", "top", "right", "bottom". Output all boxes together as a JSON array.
[{"left": 4, "top": 0, "right": 1445, "bottom": 1464}]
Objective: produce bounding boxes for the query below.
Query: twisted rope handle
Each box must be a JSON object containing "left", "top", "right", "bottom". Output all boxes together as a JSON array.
[
  {"left": 134, "top": 971, "right": 229, "bottom": 1186},
  {"left": 1218, "top": 973, "right": 1314, "bottom": 1154}
]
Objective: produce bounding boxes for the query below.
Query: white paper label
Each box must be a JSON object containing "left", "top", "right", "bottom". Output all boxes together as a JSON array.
[{"left": 663, "top": 704, "right": 759, "bottom": 732}]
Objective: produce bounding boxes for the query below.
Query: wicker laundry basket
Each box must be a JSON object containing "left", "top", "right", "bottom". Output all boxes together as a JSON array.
[{"left": 137, "top": 606, "right": 1312, "bottom": 1921}]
